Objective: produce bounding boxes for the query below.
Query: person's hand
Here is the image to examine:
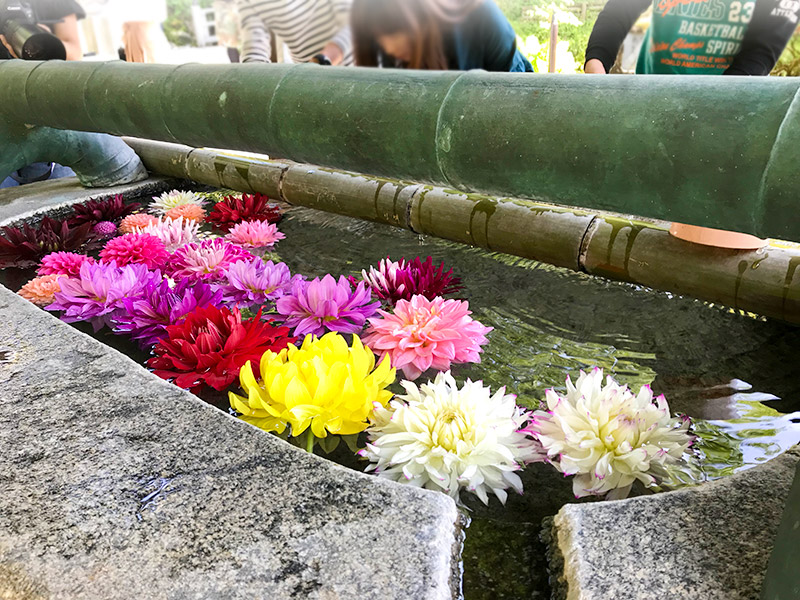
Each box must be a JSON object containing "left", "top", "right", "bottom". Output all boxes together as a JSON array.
[
  {"left": 584, "top": 58, "right": 607, "bottom": 74},
  {"left": 0, "top": 34, "right": 18, "bottom": 58},
  {"left": 320, "top": 41, "right": 343, "bottom": 66}
]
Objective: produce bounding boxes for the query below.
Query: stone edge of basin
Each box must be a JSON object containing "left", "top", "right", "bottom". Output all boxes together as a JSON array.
[
  {"left": 546, "top": 445, "right": 800, "bottom": 600},
  {"left": 0, "top": 181, "right": 461, "bottom": 599}
]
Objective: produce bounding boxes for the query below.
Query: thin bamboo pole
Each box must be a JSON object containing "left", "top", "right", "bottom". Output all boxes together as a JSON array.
[
  {"left": 2, "top": 61, "right": 800, "bottom": 240},
  {"left": 124, "top": 138, "right": 800, "bottom": 324}
]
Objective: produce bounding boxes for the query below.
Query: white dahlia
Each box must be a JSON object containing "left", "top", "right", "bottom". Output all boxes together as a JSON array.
[
  {"left": 528, "top": 368, "right": 693, "bottom": 500},
  {"left": 361, "top": 371, "right": 544, "bottom": 505},
  {"left": 150, "top": 189, "right": 205, "bottom": 214},
  {"left": 135, "top": 216, "right": 200, "bottom": 253}
]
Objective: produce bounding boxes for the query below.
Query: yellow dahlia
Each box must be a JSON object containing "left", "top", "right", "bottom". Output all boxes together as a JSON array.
[{"left": 229, "top": 332, "right": 395, "bottom": 443}]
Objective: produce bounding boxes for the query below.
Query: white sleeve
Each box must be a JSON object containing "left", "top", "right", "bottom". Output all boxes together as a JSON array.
[{"left": 237, "top": 0, "right": 272, "bottom": 63}]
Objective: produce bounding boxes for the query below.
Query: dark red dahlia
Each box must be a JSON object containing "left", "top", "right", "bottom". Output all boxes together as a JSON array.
[
  {"left": 0, "top": 217, "right": 94, "bottom": 269},
  {"left": 147, "top": 305, "right": 296, "bottom": 393},
  {"left": 205, "top": 193, "right": 282, "bottom": 232},
  {"left": 68, "top": 194, "right": 140, "bottom": 226},
  {"left": 352, "top": 256, "right": 464, "bottom": 306}
]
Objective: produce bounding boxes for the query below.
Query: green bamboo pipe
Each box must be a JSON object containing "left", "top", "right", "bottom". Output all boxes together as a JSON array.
[
  {"left": 125, "top": 138, "right": 800, "bottom": 324},
  {"left": 2, "top": 61, "right": 800, "bottom": 240}
]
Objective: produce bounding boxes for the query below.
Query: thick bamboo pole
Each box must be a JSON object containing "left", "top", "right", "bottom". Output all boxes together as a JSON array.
[
  {"left": 125, "top": 138, "right": 800, "bottom": 324},
  {"left": 2, "top": 61, "right": 800, "bottom": 240}
]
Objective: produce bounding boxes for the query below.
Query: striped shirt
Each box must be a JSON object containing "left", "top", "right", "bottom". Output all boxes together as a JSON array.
[{"left": 237, "top": 0, "right": 353, "bottom": 64}]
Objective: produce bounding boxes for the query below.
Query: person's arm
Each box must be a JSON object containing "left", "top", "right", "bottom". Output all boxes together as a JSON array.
[
  {"left": 584, "top": 0, "right": 650, "bottom": 74},
  {"left": 318, "top": 0, "right": 352, "bottom": 65},
  {"left": 725, "top": 0, "right": 800, "bottom": 75},
  {"left": 236, "top": 0, "right": 272, "bottom": 63},
  {"left": 52, "top": 13, "right": 81, "bottom": 60}
]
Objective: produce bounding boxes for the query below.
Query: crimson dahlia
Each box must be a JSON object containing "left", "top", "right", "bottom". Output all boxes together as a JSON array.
[
  {"left": 148, "top": 305, "right": 296, "bottom": 393},
  {"left": 205, "top": 193, "right": 282, "bottom": 232}
]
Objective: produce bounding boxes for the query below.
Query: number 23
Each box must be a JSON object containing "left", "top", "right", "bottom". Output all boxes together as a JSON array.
[{"left": 729, "top": 1, "right": 755, "bottom": 22}]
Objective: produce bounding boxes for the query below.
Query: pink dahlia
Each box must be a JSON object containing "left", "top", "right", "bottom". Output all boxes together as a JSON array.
[
  {"left": 165, "top": 203, "right": 206, "bottom": 223},
  {"left": 47, "top": 261, "right": 161, "bottom": 331},
  {"left": 353, "top": 256, "right": 464, "bottom": 305},
  {"left": 119, "top": 213, "right": 158, "bottom": 235},
  {"left": 99, "top": 233, "right": 169, "bottom": 269},
  {"left": 136, "top": 216, "right": 199, "bottom": 253},
  {"left": 363, "top": 295, "right": 493, "bottom": 381},
  {"left": 225, "top": 220, "right": 285, "bottom": 252},
  {"left": 169, "top": 238, "right": 254, "bottom": 282},
  {"left": 276, "top": 274, "right": 380, "bottom": 337},
  {"left": 38, "top": 251, "right": 95, "bottom": 277},
  {"left": 18, "top": 274, "right": 65, "bottom": 307}
]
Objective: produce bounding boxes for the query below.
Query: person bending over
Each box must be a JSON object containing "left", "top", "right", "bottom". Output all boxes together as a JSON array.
[
  {"left": 585, "top": 0, "right": 800, "bottom": 75},
  {"left": 351, "top": 0, "right": 532, "bottom": 71},
  {"left": 236, "top": 0, "right": 352, "bottom": 65}
]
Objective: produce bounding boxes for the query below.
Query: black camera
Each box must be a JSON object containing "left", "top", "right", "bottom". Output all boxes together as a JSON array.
[{"left": 0, "top": 0, "right": 66, "bottom": 60}]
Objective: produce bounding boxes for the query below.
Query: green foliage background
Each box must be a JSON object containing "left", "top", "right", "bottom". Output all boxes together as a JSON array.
[
  {"left": 496, "top": 0, "right": 604, "bottom": 67},
  {"left": 163, "top": 0, "right": 214, "bottom": 47}
]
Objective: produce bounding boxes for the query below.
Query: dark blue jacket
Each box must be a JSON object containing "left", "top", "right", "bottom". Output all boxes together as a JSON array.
[{"left": 445, "top": 1, "right": 533, "bottom": 72}]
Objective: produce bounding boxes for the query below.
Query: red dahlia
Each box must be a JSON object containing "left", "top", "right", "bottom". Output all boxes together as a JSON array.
[
  {"left": 205, "top": 193, "right": 282, "bottom": 232},
  {"left": 147, "top": 305, "right": 296, "bottom": 393}
]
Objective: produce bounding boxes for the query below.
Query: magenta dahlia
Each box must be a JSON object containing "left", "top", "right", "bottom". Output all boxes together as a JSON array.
[
  {"left": 275, "top": 274, "right": 380, "bottom": 337},
  {"left": 38, "top": 251, "right": 95, "bottom": 277},
  {"left": 99, "top": 233, "right": 169, "bottom": 269}
]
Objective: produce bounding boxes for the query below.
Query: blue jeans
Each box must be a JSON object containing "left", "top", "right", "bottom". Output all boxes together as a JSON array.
[{"left": 1, "top": 163, "right": 76, "bottom": 188}]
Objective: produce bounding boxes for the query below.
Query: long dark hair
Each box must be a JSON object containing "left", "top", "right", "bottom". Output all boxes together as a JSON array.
[{"left": 352, "top": 0, "right": 485, "bottom": 70}]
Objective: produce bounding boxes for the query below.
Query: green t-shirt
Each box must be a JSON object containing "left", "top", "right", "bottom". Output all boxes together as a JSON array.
[{"left": 637, "top": 0, "right": 756, "bottom": 74}]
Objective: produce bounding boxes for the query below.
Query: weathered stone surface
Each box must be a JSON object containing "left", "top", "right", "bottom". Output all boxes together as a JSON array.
[
  {"left": 548, "top": 447, "right": 800, "bottom": 600},
  {"left": 0, "top": 286, "right": 458, "bottom": 599},
  {"left": 0, "top": 177, "right": 174, "bottom": 225}
]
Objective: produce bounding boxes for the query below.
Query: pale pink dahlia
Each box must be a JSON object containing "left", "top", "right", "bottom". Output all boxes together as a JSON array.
[
  {"left": 18, "top": 274, "right": 65, "bottom": 307},
  {"left": 363, "top": 295, "right": 493, "bottom": 381},
  {"left": 99, "top": 233, "right": 169, "bottom": 269},
  {"left": 225, "top": 220, "right": 285, "bottom": 251},
  {"left": 135, "top": 216, "right": 199, "bottom": 253},
  {"left": 119, "top": 213, "right": 158, "bottom": 235},
  {"left": 38, "top": 251, "right": 95, "bottom": 277},
  {"left": 169, "top": 238, "right": 254, "bottom": 281}
]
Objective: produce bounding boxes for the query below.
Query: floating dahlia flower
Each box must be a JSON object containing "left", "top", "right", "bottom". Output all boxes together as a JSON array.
[
  {"left": 113, "top": 278, "right": 223, "bottom": 348},
  {"left": 150, "top": 190, "right": 205, "bottom": 214},
  {"left": 99, "top": 233, "right": 169, "bottom": 269},
  {"left": 169, "top": 238, "right": 254, "bottom": 282},
  {"left": 216, "top": 257, "right": 302, "bottom": 306},
  {"left": 225, "top": 220, "right": 285, "bottom": 252},
  {"left": 165, "top": 203, "right": 206, "bottom": 223},
  {"left": 205, "top": 193, "right": 282, "bottom": 232},
  {"left": 47, "top": 261, "right": 160, "bottom": 331},
  {"left": 69, "top": 194, "right": 139, "bottom": 226},
  {"left": 18, "top": 274, "right": 65, "bottom": 307},
  {"left": 355, "top": 256, "right": 464, "bottom": 305},
  {"left": 148, "top": 305, "right": 295, "bottom": 393},
  {"left": 135, "top": 216, "right": 199, "bottom": 253},
  {"left": 362, "top": 371, "right": 542, "bottom": 504},
  {"left": 38, "top": 251, "right": 95, "bottom": 277},
  {"left": 119, "top": 213, "right": 158, "bottom": 235},
  {"left": 526, "top": 369, "right": 694, "bottom": 499},
  {"left": 276, "top": 274, "right": 380, "bottom": 337},
  {"left": 93, "top": 221, "right": 117, "bottom": 238},
  {"left": 363, "top": 295, "right": 492, "bottom": 381},
  {"left": 0, "top": 217, "right": 93, "bottom": 269},
  {"left": 229, "top": 333, "right": 395, "bottom": 444}
]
